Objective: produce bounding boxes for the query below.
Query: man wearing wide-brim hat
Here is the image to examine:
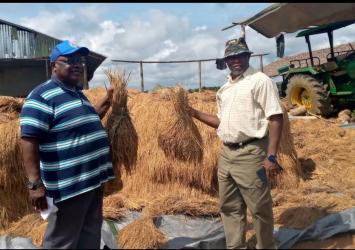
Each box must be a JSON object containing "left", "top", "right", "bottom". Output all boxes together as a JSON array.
[{"left": 188, "top": 37, "right": 283, "bottom": 249}]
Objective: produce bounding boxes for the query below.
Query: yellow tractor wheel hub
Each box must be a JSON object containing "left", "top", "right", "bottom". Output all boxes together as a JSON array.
[{"left": 290, "top": 87, "right": 313, "bottom": 109}]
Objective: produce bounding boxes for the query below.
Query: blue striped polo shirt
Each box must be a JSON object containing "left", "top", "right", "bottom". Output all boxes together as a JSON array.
[{"left": 20, "top": 78, "right": 115, "bottom": 203}]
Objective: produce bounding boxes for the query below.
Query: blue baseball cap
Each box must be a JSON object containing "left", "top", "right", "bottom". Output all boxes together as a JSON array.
[{"left": 50, "top": 40, "right": 90, "bottom": 62}]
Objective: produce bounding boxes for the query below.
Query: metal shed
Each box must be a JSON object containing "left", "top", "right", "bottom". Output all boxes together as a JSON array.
[{"left": 0, "top": 18, "right": 106, "bottom": 97}]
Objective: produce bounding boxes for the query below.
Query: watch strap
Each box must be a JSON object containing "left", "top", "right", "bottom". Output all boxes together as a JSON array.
[{"left": 267, "top": 154, "right": 277, "bottom": 163}]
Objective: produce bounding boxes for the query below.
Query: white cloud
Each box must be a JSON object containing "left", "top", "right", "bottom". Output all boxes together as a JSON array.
[
  {"left": 194, "top": 25, "right": 207, "bottom": 32},
  {"left": 146, "top": 40, "right": 178, "bottom": 61},
  {"left": 16, "top": 4, "right": 355, "bottom": 90}
]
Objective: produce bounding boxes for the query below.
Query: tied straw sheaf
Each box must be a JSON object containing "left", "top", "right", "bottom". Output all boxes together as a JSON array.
[
  {"left": 105, "top": 69, "right": 138, "bottom": 175},
  {"left": 158, "top": 86, "right": 204, "bottom": 163}
]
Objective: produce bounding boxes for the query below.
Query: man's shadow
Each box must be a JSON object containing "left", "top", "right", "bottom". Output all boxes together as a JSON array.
[{"left": 299, "top": 157, "right": 316, "bottom": 181}]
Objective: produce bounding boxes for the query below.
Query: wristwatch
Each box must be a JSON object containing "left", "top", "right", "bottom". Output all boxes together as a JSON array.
[
  {"left": 27, "top": 179, "right": 44, "bottom": 190},
  {"left": 267, "top": 154, "right": 277, "bottom": 163}
]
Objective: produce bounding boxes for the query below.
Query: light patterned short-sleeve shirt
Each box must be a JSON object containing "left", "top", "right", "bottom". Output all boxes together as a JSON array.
[{"left": 216, "top": 66, "right": 282, "bottom": 143}]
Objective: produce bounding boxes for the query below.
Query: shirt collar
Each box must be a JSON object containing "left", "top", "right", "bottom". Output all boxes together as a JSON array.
[
  {"left": 227, "top": 66, "right": 256, "bottom": 84},
  {"left": 51, "top": 76, "right": 80, "bottom": 93}
]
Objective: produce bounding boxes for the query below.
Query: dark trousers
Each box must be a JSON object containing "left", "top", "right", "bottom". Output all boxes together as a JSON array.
[{"left": 43, "top": 187, "right": 103, "bottom": 249}]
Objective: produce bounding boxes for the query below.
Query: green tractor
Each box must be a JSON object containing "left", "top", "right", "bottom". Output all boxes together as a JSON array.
[{"left": 278, "top": 20, "right": 355, "bottom": 116}]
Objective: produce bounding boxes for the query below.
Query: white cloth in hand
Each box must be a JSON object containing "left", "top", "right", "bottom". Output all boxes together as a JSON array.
[{"left": 40, "top": 197, "right": 58, "bottom": 220}]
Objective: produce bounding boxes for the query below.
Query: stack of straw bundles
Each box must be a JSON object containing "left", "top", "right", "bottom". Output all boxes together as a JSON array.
[
  {"left": 158, "top": 86, "right": 203, "bottom": 163},
  {"left": 105, "top": 69, "right": 138, "bottom": 174}
]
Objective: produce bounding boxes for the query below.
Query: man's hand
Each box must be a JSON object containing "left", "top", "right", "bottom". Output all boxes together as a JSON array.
[
  {"left": 262, "top": 157, "right": 283, "bottom": 180},
  {"left": 29, "top": 185, "right": 48, "bottom": 211},
  {"left": 101, "top": 85, "right": 114, "bottom": 108},
  {"left": 105, "top": 86, "right": 114, "bottom": 105},
  {"left": 185, "top": 105, "right": 198, "bottom": 118},
  {"left": 185, "top": 105, "right": 220, "bottom": 129},
  {"left": 21, "top": 137, "right": 47, "bottom": 210},
  {"left": 94, "top": 85, "right": 114, "bottom": 119}
]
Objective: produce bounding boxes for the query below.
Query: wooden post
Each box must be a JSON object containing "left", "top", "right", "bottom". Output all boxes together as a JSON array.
[
  {"left": 260, "top": 55, "right": 264, "bottom": 73},
  {"left": 198, "top": 61, "right": 202, "bottom": 92},
  {"left": 139, "top": 61, "right": 144, "bottom": 92},
  {"left": 45, "top": 59, "right": 49, "bottom": 78}
]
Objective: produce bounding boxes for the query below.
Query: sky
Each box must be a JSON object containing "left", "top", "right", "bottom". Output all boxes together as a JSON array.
[{"left": 1, "top": 3, "right": 355, "bottom": 90}]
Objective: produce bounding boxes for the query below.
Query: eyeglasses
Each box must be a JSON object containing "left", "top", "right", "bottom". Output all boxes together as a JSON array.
[{"left": 55, "top": 56, "right": 85, "bottom": 66}]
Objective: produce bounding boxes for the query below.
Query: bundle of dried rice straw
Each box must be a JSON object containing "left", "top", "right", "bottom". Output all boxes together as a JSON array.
[
  {"left": 272, "top": 103, "right": 303, "bottom": 188},
  {"left": 158, "top": 86, "right": 203, "bottom": 163},
  {"left": 105, "top": 69, "right": 138, "bottom": 174}
]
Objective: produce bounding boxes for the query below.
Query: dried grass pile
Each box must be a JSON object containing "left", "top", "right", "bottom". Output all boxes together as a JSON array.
[
  {"left": 144, "top": 194, "right": 220, "bottom": 218},
  {"left": 158, "top": 86, "right": 203, "bottom": 163},
  {"left": 291, "top": 119, "right": 355, "bottom": 194},
  {"left": 103, "top": 193, "right": 127, "bottom": 220},
  {"left": 83, "top": 87, "right": 107, "bottom": 109},
  {"left": 117, "top": 216, "right": 167, "bottom": 249},
  {"left": 5, "top": 213, "right": 47, "bottom": 247},
  {"left": 0, "top": 96, "right": 24, "bottom": 123},
  {"left": 115, "top": 188, "right": 220, "bottom": 249},
  {"left": 105, "top": 69, "right": 138, "bottom": 174},
  {"left": 0, "top": 120, "right": 33, "bottom": 230}
]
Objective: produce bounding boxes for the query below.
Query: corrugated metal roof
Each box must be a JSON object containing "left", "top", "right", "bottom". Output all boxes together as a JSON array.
[
  {"left": 0, "top": 18, "right": 106, "bottom": 81},
  {"left": 0, "top": 18, "right": 61, "bottom": 59}
]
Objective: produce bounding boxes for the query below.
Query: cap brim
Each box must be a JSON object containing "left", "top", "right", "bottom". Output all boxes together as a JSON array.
[
  {"left": 62, "top": 47, "right": 90, "bottom": 57},
  {"left": 224, "top": 51, "right": 253, "bottom": 59}
]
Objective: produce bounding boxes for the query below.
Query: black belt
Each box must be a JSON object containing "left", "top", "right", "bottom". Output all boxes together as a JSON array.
[{"left": 223, "top": 137, "right": 263, "bottom": 149}]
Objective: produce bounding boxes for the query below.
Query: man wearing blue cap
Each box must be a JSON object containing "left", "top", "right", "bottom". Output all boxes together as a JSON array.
[
  {"left": 188, "top": 37, "right": 283, "bottom": 249},
  {"left": 20, "top": 40, "right": 115, "bottom": 249}
]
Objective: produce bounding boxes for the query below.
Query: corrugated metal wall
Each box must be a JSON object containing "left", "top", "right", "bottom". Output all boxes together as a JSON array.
[
  {"left": 0, "top": 23, "right": 58, "bottom": 59},
  {"left": 0, "top": 19, "right": 106, "bottom": 95}
]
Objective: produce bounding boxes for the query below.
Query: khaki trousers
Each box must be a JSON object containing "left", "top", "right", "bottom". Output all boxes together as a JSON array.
[{"left": 217, "top": 137, "right": 275, "bottom": 249}]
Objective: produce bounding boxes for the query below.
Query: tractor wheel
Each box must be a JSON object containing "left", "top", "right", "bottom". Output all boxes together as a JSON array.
[{"left": 286, "top": 75, "right": 332, "bottom": 116}]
